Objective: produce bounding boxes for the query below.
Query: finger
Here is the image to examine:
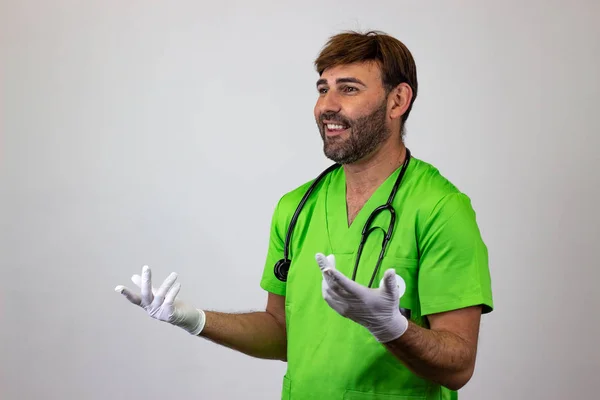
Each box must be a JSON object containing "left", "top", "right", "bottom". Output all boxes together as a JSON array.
[
  {"left": 132, "top": 274, "right": 157, "bottom": 296},
  {"left": 141, "top": 265, "right": 154, "bottom": 305},
  {"left": 131, "top": 274, "right": 141, "bottom": 288},
  {"left": 322, "top": 287, "right": 348, "bottom": 316},
  {"left": 326, "top": 254, "right": 336, "bottom": 268},
  {"left": 115, "top": 285, "right": 142, "bottom": 305},
  {"left": 322, "top": 276, "right": 335, "bottom": 297},
  {"left": 324, "top": 268, "right": 359, "bottom": 296},
  {"left": 321, "top": 275, "right": 345, "bottom": 304},
  {"left": 316, "top": 253, "right": 340, "bottom": 290},
  {"left": 322, "top": 268, "right": 340, "bottom": 291},
  {"left": 153, "top": 272, "right": 178, "bottom": 306},
  {"left": 164, "top": 282, "right": 181, "bottom": 306},
  {"left": 315, "top": 253, "right": 334, "bottom": 272},
  {"left": 324, "top": 283, "right": 344, "bottom": 302}
]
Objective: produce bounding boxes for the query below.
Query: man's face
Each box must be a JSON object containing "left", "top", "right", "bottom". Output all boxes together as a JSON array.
[{"left": 314, "top": 62, "right": 391, "bottom": 165}]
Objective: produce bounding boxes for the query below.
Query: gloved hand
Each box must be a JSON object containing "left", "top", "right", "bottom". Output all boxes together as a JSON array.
[
  {"left": 315, "top": 253, "right": 409, "bottom": 343},
  {"left": 115, "top": 265, "right": 206, "bottom": 335}
]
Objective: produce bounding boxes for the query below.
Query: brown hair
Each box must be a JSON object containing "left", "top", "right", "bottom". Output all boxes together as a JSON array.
[{"left": 314, "top": 30, "right": 418, "bottom": 126}]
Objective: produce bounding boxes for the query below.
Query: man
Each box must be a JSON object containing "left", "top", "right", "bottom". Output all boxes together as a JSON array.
[{"left": 116, "top": 30, "right": 493, "bottom": 399}]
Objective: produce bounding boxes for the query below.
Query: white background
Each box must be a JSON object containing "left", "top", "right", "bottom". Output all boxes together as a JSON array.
[{"left": 1, "top": 1, "right": 599, "bottom": 399}]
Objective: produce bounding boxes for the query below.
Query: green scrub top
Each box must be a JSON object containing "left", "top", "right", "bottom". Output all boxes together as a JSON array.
[{"left": 260, "top": 156, "right": 493, "bottom": 400}]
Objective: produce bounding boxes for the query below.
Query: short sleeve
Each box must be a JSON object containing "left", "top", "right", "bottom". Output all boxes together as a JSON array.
[
  {"left": 417, "top": 193, "right": 493, "bottom": 316},
  {"left": 259, "top": 197, "right": 288, "bottom": 296}
]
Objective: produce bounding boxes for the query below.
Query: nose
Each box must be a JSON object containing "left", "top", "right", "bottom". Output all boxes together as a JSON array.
[{"left": 315, "top": 91, "right": 342, "bottom": 118}]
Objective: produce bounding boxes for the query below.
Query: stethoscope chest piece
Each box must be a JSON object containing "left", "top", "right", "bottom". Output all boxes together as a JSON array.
[{"left": 274, "top": 259, "right": 291, "bottom": 282}]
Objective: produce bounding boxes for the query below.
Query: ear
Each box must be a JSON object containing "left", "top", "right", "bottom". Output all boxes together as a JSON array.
[{"left": 388, "top": 82, "right": 413, "bottom": 121}]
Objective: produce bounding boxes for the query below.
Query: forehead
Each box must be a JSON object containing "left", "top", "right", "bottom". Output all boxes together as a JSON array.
[{"left": 318, "top": 61, "right": 383, "bottom": 86}]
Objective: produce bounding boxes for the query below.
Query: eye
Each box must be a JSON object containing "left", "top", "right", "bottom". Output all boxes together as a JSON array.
[
  {"left": 317, "top": 87, "right": 328, "bottom": 94},
  {"left": 342, "top": 86, "right": 358, "bottom": 93}
]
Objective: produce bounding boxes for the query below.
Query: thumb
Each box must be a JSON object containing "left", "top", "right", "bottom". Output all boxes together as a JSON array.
[
  {"left": 383, "top": 269, "right": 406, "bottom": 298},
  {"left": 382, "top": 269, "right": 402, "bottom": 297},
  {"left": 115, "top": 285, "right": 142, "bottom": 305}
]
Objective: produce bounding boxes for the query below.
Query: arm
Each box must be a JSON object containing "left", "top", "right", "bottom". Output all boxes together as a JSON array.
[
  {"left": 315, "top": 253, "right": 486, "bottom": 391},
  {"left": 200, "top": 292, "right": 287, "bottom": 361},
  {"left": 383, "top": 306, "right": 482, "bottom": 391},
  {"left": 116, "top": 266, "right": 288, "bottom": 361}
]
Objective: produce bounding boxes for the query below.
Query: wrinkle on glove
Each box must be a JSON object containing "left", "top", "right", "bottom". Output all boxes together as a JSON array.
[{"left": 315, "top": 253, "right": 408, "bottom": 343}]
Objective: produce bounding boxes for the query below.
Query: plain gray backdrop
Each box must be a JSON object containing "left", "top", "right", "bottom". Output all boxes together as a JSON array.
[{"left": 1, "top": 1, "right": 599, "bottom": 399}]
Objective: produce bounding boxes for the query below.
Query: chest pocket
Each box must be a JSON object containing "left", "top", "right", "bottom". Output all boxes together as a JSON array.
[{"left": 378, "top": 257, "right": 420, "bottom": 318}]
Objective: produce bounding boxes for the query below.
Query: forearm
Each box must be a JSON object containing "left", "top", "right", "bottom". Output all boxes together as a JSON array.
[
  {"left": 383, "top": 321, "right": 475, "bottom": 390},
  {"left": 198, "top": 310, "right": 287, "bottom": 361}
]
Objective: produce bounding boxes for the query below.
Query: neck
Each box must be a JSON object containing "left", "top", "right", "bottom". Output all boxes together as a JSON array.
[{"left": 343, "top": 140, "right": 407, "bottom": 196}]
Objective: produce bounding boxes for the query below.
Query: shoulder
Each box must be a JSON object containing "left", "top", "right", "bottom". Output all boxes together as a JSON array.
[
  {"left": 273, "top": 165, "right": 338, "bottom": 219},
  {"left": 277, "top": 179, "right": 315, "bottom": 211},
  {"left": 271, "top": 179, "right": 315, "bottom": 224},
  {"left": 407, "top": 157, "right": 461, "bottom": 199},
  {"left": 406, "top": 157, "right": 478, "bottom": 230}
]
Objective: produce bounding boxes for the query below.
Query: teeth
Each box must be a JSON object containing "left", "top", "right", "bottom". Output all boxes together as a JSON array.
[{"left": 326, "top": 123, "right": 346, "bottom": 130}]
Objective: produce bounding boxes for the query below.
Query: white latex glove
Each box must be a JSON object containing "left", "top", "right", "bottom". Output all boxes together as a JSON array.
[
  {"left": 315, "top": 253, "right": 409, "bottom": 343},
  {"left": 115, "top": 265, "right": 206, "bottom": 335}
]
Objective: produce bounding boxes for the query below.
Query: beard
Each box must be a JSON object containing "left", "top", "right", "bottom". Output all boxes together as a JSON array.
[{"left": 317, "top": 100, "right": 391, "bottom": 165}]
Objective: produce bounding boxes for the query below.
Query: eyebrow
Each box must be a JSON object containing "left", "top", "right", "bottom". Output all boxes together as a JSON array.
[{"left": 316, "top": 77, "right": 367, "bottom": 87}]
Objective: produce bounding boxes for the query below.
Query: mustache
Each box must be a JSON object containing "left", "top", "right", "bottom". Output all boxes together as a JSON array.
[{"left": 319, "top": 112, "right": 352, "bottom": 126}]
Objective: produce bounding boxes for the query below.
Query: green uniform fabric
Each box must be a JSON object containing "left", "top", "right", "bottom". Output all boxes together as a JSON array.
[{"left": 260, "top": 156, "right": 493, "bottom": 399}]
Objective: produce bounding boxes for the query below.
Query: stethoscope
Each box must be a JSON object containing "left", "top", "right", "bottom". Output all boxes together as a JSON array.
[{"left": 273, "top": 148, "right": 412, "bottom": 288}]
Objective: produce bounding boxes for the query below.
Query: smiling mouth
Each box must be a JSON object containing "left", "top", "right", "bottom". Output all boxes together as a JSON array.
[{"left": 324, "top": 123, "right": 350, "bottom": 135}]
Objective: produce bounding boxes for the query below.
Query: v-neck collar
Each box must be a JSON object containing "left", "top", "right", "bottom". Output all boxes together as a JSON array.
[{"left": 325, "top": 166, "right": 403, "bottom": 255}]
